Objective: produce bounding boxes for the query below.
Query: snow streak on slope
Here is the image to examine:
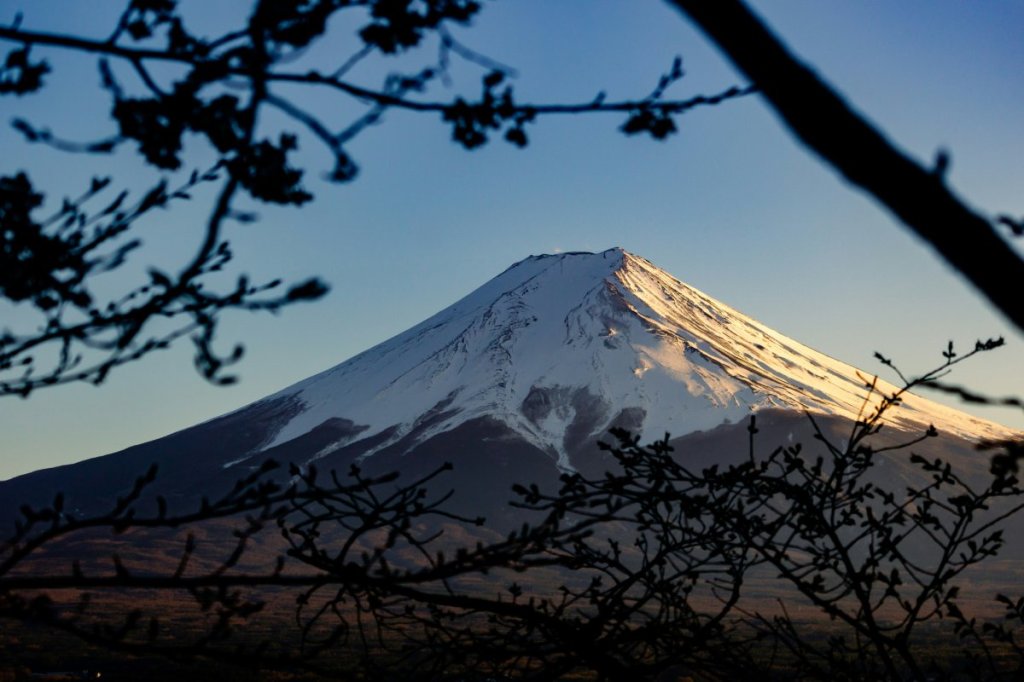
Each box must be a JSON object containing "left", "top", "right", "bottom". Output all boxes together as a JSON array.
[{"left": 252, "top": 249, "right": 1012, "bottom": 470}]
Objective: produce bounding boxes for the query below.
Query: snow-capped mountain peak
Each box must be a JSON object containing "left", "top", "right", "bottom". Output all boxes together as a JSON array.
[{"left": 253, "top": 248, "right": 1011, "bottom": 470}]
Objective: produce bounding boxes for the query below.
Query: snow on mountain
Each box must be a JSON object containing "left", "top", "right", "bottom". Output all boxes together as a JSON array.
[{"left": 247, "top": 248, "right": 1012, "bottom": 471}]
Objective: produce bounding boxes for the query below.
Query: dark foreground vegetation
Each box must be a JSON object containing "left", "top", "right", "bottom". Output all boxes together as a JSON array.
[
  {"left": 3, "top": 342, "right": 1024, "bottom": 681},
  {"left": 0, "top": 619, "right": 1018, "bottom": 681}
]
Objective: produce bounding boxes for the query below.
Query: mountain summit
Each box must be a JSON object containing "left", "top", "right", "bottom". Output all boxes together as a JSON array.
[{"left": 245, "top": 247, "right": 1008, "bottom": 472}]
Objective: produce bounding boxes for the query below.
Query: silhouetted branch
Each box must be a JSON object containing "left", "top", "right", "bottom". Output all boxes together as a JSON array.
[
  {"left": 666, "top": 0, "right": 1024, "bottom": 333},
  {"left": 0, "top": 2, "right": 753, "bottom": 395}
]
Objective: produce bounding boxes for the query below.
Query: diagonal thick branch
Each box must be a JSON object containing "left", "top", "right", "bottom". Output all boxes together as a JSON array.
[{"left": 665, "top": 0, "right": 1024, "bottom": 334}]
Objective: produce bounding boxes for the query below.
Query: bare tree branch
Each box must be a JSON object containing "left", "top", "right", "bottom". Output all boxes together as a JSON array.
[{"left": 666, "top": 0, "right": 1024, "bottom": 333}]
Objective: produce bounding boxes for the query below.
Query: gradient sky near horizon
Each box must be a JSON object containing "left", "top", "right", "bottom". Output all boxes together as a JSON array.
[{"left": 1, "top": 0, "right": 1022, "bottom": 481}]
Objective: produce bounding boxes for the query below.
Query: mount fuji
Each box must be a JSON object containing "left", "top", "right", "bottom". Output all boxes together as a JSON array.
[
  {"left": 0, "top": 248, "right": 1015, "bottom": 521},
  {"left": 249, "top": 247, "right": 1009, "bottom": 463}
]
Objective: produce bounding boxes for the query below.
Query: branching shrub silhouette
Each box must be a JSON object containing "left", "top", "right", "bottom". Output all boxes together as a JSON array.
[{"left": 3, "top": 341, "right": 1023, "bottom": 680}]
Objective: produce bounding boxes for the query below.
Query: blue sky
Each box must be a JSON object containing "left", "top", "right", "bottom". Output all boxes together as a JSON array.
[{"left": 1, "top": 0, "right": 1022, "bottom": 480}]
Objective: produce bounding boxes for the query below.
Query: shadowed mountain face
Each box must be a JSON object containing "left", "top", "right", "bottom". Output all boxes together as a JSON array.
[{"left": 0, "top": 248, "right": 1015, "bottom": 525}]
